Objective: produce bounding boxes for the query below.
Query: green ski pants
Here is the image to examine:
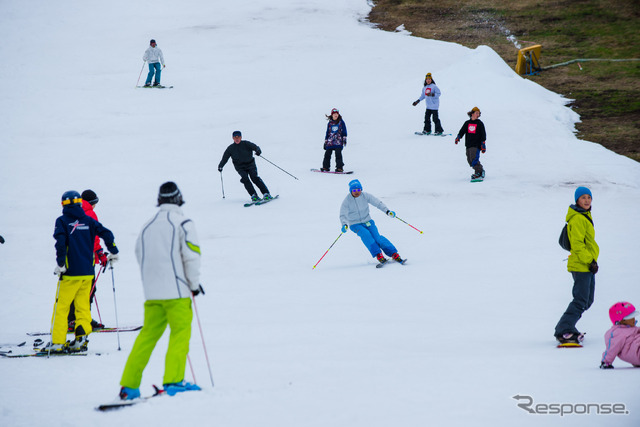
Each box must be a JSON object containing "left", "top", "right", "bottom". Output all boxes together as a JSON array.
[{"left": 120, "top": 298, "right": 193, "bottom": 388}]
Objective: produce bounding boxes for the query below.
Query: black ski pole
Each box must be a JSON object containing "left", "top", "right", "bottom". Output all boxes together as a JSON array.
[
  {"left": 220, "top": 171, "right": 225, "bottom": 199},
  {"left": 257, "top": 155, "right": 298, "bottom": 180}
]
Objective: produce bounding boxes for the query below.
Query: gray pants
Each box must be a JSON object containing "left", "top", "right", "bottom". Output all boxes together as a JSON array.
[
  {"left": 465, "top": 147, "right": 484, "bottom": 174},
  {"left": 554, "top": 271, "right": 596, "bottom": 336}
]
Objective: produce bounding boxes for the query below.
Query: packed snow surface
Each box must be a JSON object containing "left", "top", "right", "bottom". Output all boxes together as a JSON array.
[{"left": 1, "top": 1, "right": 639, "bottom": 426}]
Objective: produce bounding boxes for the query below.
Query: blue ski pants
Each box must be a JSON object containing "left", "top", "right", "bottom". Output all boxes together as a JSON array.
[
  {"left": 145, "top": 62, "right": 162, "bottom": 85},
  {"left": 350, "top": 220, "right": 397, "bottom": 258}
]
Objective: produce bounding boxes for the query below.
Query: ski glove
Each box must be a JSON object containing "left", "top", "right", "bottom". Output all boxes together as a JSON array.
[
  {"left": 412, "top": 100, "right": 419, "bottom": 106},
  {"left": 600, "top": 362, "right": 614, "bottom": 369},
  {"left": 589, "top": 260, "right": 599, "bottom": 274},
  {"left": 255, "top": 149, "right": 262, "bottom": 156},
  {"left": 96, "top": 249, "right": 109, "bottom": 266},
  {"left": 54, "top": 265, "right": 67, "bottom": 276},
  {"left": 218, "top": 167, "right": 223, "bottom": 172},
  {"left": 386, "top": 210, "right": 396, "bottom": 218},
  {"left": 455, "top": 137, "right": 460, "bottom": 145},
  {"left": 341, "top": 224, "right": 348, "bottom": 233},
  {"left": 107, "top": 253, "right": 119, "bottom": 264},
  {"left": 192, "top": 284, "right": 205, "bottom": 297},
  {"left": 0, "top": 235, "right": 4, "bottom": 244},
  {"left": 481, "top": 142, "right": 486, "bottom": 153}
]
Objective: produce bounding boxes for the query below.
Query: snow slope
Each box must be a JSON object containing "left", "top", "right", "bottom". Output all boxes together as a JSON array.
[{"left": 1, "top": 0, "right": 639, "bottom": 426}]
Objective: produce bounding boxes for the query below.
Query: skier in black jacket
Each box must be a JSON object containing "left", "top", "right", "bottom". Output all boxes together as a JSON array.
[{"left": 218, "top": 130, "right": 272, "bottom": 203}]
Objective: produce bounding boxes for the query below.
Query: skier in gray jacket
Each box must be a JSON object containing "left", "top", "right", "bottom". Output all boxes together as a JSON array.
[{"left": 339, "top": 179, "right": 404, "bottom": 265}]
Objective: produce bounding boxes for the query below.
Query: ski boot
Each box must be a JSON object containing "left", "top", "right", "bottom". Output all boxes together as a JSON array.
[
  {"left": 376, "top": 253, "right": 388, "bottom": 265},
  {"left": 91, "top": 319, "right": 105, "bottom": 330},
  {"left": 392, "top": 253, "right": 404, "bottom": 263},
  {"left": 263, "top": 193, "right": 273, "bottom": 201},
  {"left": 433, "top": 131, "right": 443, "bottom": 136},
  {"left": 119, "top": 387, "right": 141, "bottom": 400},
  {"left": 66, "top": 335, "right": 89, "bottom": 353},
  {"left": 336, "top": 168, "right": 344, "bottom": 172},
  {"left": 39, "top": 342, "right": 66, "bottom": 354},
  {"left": 250, "top": 194, "right": 260, "bottom": 203},
  {"left": 422, "top": 130, "right": 431, "bottom": 135},
  {"left": 163, "top": 380, "right": 201, "bottom": 396}
]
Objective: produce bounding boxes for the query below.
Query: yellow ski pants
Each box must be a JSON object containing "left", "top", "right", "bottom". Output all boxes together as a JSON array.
[
  {"left": 120, "top": 298, "right": 193, "bottom": 388},
  {"left": 51, "top": 276, "right": 93, "bottom": 344}
]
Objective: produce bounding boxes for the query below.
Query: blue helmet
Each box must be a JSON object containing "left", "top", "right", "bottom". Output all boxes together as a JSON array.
[{"left": 61, "top": 190, "right": 82, "bottom": 206}]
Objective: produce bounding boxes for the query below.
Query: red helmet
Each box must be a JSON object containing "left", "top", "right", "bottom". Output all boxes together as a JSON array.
[{"left": 609, "top": 302, "right": 638, "bottom": 324}]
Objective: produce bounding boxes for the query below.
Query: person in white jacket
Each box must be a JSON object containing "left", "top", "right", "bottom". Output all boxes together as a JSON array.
[
  {"left": 119, "top": 181, "right": 203, "bottom": 400},
  {"left": 142, "top": 39, "right": 165, "bottom": 87},
  {"left": 339, "top": 179, "right": 404, "bottom": 265}
]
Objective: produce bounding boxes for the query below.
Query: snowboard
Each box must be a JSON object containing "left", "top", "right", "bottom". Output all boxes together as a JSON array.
[
  {"left": 310, "top": 169, "right": 354, "bottom": 175},
  {"left": 414, "top": 132, "right": 452, "bottom": 137},
  {"left": 136, "top": 85, "right": 173, "bottom": 89},
  {"left": 376, "top": 258, "right": 408, "bottom": 268},
  {"left": 557, "top": 343, "right": 583, "bottom": 348},
  {"left": 27, "top": 325, "right": 142, "bottom": 337}
]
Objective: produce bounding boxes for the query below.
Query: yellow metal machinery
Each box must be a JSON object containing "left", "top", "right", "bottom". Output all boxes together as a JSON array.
[{"left": 515, "top": 45, "right": 542, "bottom": 75}]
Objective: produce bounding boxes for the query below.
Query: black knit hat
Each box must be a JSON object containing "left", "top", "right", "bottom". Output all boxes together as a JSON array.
[
  {"left": 81, "top": 189, "right": 99, "bottom": 205},
  {"left": 157, "top": 181, "right": 184, "bottom": 206}
]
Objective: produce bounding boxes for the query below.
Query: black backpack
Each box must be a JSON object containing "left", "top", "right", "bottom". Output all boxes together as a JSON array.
[{"left": 559, "top": 212, "right": 593, "bottom": 251}]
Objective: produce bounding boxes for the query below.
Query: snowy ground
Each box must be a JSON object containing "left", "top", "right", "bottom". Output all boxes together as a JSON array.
[{"left": 1, "top": 0, "right": 639, "bottom": 426}]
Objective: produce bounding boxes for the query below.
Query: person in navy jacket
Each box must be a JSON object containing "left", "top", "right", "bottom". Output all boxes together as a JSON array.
[
  {"left": 321, "top": 108, "right": 348, "bottom": 172},
  {"left": 42, "top": 191, "right": 119, "bottom": 354}
]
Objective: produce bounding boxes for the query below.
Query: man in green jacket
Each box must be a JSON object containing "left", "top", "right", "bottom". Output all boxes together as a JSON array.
[{"left": 554, "top": 186, "right": 599, "bottom": 344}]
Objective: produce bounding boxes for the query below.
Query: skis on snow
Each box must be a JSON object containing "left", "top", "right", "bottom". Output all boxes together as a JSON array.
[
  {"left": 96, "top": 386, "right": 166, "bottom": 411},
  {"left": 26, "top": 326, "right": 142, "bottom": 337},
  {"left": 136, "top": 85, "right": 173, "bottom": 89},
  {"left": 244, "top": 195, "right": 279, "bottom": 207},
  {"left": 376, "top": 258, "right": 408, "bottom": 268}
]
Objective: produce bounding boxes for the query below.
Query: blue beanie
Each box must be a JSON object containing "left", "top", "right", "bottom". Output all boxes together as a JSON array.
[
  {"left": 349, "top": 179, "right": 362, "bottom": 192},
  {"left": 232, "top": 130, "right": 242, "bottom": 137},
  {"left": 574, "top": 186, "right": 592, "bottom": 202}
]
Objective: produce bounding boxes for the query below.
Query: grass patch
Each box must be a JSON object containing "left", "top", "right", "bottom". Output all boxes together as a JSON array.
[{"left": 368, "top": 0, "right": 640, "bottom": 161}]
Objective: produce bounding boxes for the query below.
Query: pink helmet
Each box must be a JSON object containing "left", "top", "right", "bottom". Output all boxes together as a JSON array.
[{"left": 609, "top": 302, "right": 638, "bottom": 324}]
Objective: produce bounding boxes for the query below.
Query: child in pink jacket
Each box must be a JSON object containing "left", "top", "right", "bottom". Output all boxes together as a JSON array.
[{"left": 600, "top": 302, "right": 640, "bottom": 369}]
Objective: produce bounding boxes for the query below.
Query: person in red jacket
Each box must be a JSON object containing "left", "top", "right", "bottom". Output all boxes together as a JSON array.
[{"left": 67, "top": 190, "right": 109, "bottom": 330}]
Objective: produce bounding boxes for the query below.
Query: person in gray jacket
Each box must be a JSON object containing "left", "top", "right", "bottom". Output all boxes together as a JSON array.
[
  {"left": 412, "top": 72, "right": 444, "bottom": 135},
  {"left": 119, "top": 181, "right": 203, "bottom": 400},
  {"left": 339, "top": 179, "right": 404, "bottom": 265}
]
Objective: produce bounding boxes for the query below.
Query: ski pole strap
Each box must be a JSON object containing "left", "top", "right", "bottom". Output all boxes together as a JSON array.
[{"left": 395, "top": 216, "right": 424, "bottom": 234}]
